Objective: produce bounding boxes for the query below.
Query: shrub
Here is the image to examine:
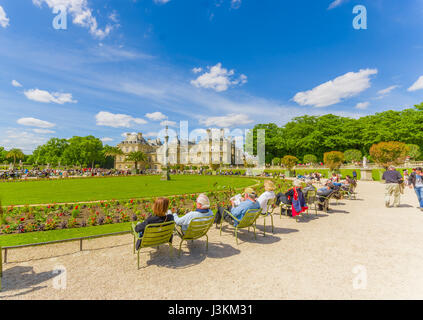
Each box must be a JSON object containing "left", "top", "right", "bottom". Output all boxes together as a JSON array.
[
  {"left": 272, "top": 157, "right": 281, "bottom": 166},
  {"left": 323, "top": 151, "right": 344, "bottom": 171},
  {"left": 281, "top": 155, "right": 299, "bottom": 171},
  {"left": 344, "top": 149, "right": 362, "bottom": 163},
  {"left": 406, "top": 144, "right": 421, "bottom": 160},
  {"left": 303, "top": 154, "right": 317, "bottom": 165},
  {"left": 369, "top": 141, "right": 409, "bottom": 168}
]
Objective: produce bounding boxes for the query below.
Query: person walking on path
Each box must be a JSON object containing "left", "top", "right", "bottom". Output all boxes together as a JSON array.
[
  {"left": 382, "top": 166, "right": 403, "bottom": 208},
  {"left": 408, "top": 167, "right": 423, "bottom": 211}
]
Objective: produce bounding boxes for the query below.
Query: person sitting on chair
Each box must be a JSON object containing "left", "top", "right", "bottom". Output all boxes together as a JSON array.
[
  {"left": 257, "top": 180, "right": 276, "bottom": 214},
  {"left": 134, "top": 197, "right": 174, "bottom": 250},
  {"left": 173, "top": 194, "right": 213, "bottom": 232},
  {"left": 215, "top": 187, "right": 261, "bottom": 226}
]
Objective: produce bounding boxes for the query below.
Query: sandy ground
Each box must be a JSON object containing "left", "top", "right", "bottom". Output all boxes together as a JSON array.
[{"left": 1, "top": 181, "right": 423, "bottom": 300}]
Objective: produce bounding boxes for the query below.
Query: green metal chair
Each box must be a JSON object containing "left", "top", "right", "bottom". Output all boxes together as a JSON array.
[
  {"left": 305, "top": 189, "right": 318, "bottom": 216},
  {"left": 257, "top": 198, "right": 275, "bottom": 236},
  {"left": 175, "top": 214, "right": 215, "bottom": 257},
  {"left": 219, "top": 208, "right": 262, "bottom": 244},
  {"left": 131, "top": 221, "right": 175, "bottom": 269}
]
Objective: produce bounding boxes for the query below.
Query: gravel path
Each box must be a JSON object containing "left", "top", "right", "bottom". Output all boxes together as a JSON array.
[{"left": 1, "top": 181, "right": 423, "bottom": 300}]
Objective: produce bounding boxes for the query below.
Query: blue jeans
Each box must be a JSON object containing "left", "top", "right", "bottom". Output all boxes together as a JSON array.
[{"left": 415, "top": 186, "right": 423, "bottom": 208}]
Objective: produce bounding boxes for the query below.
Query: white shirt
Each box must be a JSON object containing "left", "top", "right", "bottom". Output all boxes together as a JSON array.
[{"left": 257, "top": 191, "right": 276, "bottom": 213}]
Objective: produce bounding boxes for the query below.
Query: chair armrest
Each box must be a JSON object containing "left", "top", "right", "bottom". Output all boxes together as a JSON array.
[
  {"left": 175, "top": 225, "right": 184, "bottom": 238},
  {"left": 224, "top": 209, "right": 241, "bottom": 223},
  {"left": 132, "top": 223, "right": 141, "bottom": 239}
]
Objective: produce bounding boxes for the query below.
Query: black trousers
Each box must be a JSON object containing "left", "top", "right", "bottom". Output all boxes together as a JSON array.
[{"left": 215, "top": 206, "right": 234, "bottom": 224}]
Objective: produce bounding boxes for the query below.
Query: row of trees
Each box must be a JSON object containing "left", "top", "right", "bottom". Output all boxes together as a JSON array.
[
  {"left": 272, "top": 141, "right": 414, "bottom": 172},
  {"left": 1, "top": 136, "right": 149, "bottom": 171},
  {"left": 253, "top": 103, "right": 423, "bottom": 164}
]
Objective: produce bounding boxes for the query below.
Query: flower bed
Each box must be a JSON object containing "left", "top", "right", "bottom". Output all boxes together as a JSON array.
[{"left": 0, "top": 178, "right": 293, "bottom": 235}]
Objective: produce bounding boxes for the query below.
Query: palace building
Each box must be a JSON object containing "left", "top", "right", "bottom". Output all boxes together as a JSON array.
[{"left": 115, "top": 129, "right": 244, "bottom": 171}]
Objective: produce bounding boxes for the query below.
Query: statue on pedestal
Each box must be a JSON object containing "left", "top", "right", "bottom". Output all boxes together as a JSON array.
[{"left": 363, "top": 156, "right": 368, "bottom": 168}]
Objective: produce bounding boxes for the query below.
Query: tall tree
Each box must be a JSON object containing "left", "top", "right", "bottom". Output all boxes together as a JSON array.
[
  {"left": 126, "top": 151, "right": 147, "bottom": 173},
  {"left": 6, "top": 148, "right": 25, "bottom": 168}
]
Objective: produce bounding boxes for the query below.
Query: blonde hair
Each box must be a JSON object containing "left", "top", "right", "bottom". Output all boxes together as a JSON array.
[
  {"left": 153, "top": 197, "right": 169, "bottom": 217},
  {"left": 264, "top": 180, "right": 276, "bottom": 191}
]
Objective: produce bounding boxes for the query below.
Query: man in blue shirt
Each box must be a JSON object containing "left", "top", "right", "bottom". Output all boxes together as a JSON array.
[
  {"left": 216, "top": 187, "right": 261, "bottom": 227},
  {"left": 173, "top": 194, "right": 214, "bottom": 232},
  {"left": 409, "top": 167, "right": 423, "bottom": 211}
]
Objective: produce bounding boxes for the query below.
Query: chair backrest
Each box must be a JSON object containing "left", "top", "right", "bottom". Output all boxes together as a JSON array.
[
  {"left": 238, "top": 208, "right": 262, "bottom": 228},
  {"left": 140, "top": 221, "right": 175, "bottom": 248},
  {"left": 183, "top": 214, "right": 215, "bottom": 240},
  {"left": 306, "top": 189, "right": 317, "bottom": 204}
]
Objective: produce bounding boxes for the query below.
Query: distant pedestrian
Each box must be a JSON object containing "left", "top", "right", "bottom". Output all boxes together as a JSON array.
[
  {"left": 408, "top": 167, "right": 423, "bottom": 211},
  {"left": 352, "top": 170, "right": 357, "bottom": 180},
  {"left": 382, "top": 166, "right": 403, "bottom": 208}
]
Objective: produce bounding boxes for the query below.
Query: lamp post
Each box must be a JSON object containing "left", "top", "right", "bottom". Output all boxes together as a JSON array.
[{"left": 161, "top": 125, "right": 171, "bottom": 181}]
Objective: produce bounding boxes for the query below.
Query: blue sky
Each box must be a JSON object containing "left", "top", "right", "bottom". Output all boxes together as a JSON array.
[{"left": 0, "top": 0, "right": 423, "bottom": 152}]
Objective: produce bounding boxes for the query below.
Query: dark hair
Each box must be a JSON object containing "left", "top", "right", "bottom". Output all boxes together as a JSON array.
[
  {"left": 417, "top": 167, "right": 423, "bottom": 172},
  {"left": 153, "top": 198, "right": 169, "bottom": 217}
]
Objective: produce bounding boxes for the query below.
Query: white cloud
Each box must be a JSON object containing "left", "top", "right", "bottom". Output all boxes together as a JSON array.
[
  {"left": 100, "top": 137, "right": 113, "bottom": 143},
  {"left": 200, "top": 113, "right": 253, "bottom": 128},
  {"left": 24, "top": 88, "right": 77, "bottom": 104},
  {"left": 144, "top": 132, "right": 159, "bottom": 138},
  {"left": 160, "top": 120, "right": 177, "bottom": 127},
  {"left": 11, "top": 80, "right": 23, "bottom": 87},
  {"left": 190, "top": 63, "right": 247, "bottom": 92},
  {"left": 293, "top": 68, "right": 378, "bottom": 107},
  {"left": 108, "top": 11, "right": 119, "bottom": 23},
  {"left": 96, "top": 111, "right": 147, "bottom": 128},
  {"left": 377, "top": 85, "right": 399, "bottom": 95},
  {"left": 33, "top": 128, "right": 56, "bottom": 134},
  {"left": 0, "top": 6, "right": 9, "bottom": 28},
  {"left": 408, "top": 76, "right": 423, "bottom": 92},
  {"left": 32, "top": 0, "right": 115, "bottom": 39},
  {"left": 328, "top": 0, "right": 347, "bottom": 10},
  {"left": 231, "top": 0, "right": 242, "bottom": 9},
  {"left": 0, "top": 129, "right": 50, "bottom": 153},
  {"left": 145, "top": 111, "right": 167, "bottom": 121},
  {"left": 154, "top": 0, "right": 171, "bottom": 4},
  {"left": 192, "top": 67, "right": 203, "bottom": 74},
  {"left": 355, "top": 102, "right": 370, "bottom": 110},
  {"left": 17, "top": 117, "right": 56, "bottom": 128}
]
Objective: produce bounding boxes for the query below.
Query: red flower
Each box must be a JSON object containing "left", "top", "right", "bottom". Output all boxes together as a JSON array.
[
  {"left": 20, "top": 217, "right": 25, "bottom": 222},
  {"left": 75, "top": 206, "right": 79, "bottom": 210},
  {"left": 6, "top": 225, "right": 10, "bottom": 229}
]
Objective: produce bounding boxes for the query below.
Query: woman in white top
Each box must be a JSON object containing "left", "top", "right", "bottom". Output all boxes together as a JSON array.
[{"left": 257, "top": 180, "right": 276, "bottom": 214}]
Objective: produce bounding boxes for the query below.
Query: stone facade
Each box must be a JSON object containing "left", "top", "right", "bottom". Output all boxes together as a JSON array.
[
  {"left": 115, "top": 129, "right": 244, "bottom": 170},
  {"left": 115, "top": 133, "right": 162, "bottom": 170}
]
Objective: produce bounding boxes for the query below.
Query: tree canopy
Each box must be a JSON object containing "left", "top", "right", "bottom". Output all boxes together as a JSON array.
[{"left": 251, "top": 104, "right": 423, "bottom": 163}]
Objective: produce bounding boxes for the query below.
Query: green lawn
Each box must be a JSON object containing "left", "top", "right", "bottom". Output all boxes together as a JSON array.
[
  {"left": 0, "top": 222, "right": 132, "bottom": 247},
  {"left": 0, "top": 175, "right": 256, "bottom": 206}
]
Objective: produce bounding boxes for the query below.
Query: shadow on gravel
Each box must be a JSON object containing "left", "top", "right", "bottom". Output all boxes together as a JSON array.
[
  {"left": 141, "top": 241, "right": 241, "bottom": 269},
  {"left": 0, "top": 266, "right": 61, "bottom": 296}
]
